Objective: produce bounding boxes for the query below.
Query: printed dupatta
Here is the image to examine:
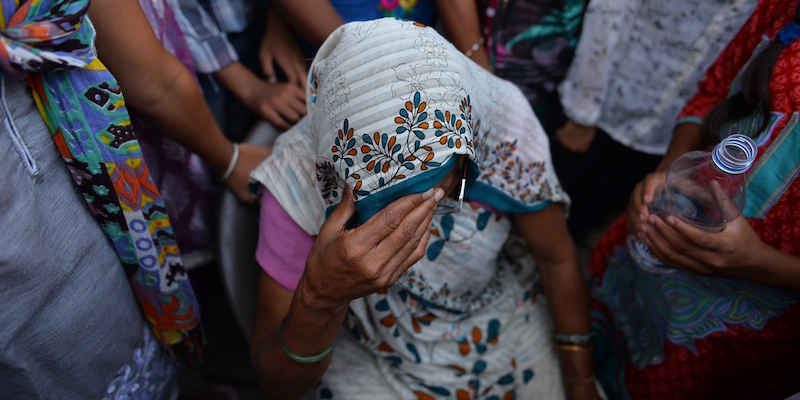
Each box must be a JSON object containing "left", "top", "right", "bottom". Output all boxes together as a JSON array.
[
  {"left": 1, "top": 0, "right": 202, "bottom": 360},
  {"left": 308, "top": 18, "right": 567, "bottom": 225}
]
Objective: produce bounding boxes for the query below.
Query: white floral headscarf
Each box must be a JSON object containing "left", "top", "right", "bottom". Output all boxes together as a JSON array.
[{"left": 253, "top": 18, "right": 567, "bottom": 232}]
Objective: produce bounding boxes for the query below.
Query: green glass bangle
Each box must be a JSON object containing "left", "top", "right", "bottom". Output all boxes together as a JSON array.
[{"left": 278, "top": 316, "right": 337, "bottom": 364}]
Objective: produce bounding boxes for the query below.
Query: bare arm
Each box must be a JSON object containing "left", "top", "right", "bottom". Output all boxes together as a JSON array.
[
  {"left": 435, "top": 0, "right": 492, "bottom": 71},
  {"left": 89, "top": 0, "right": 233, "bottom": 175},
  {"left": 514, "top": 204, "right": 599, "bottom": 400},
  {"left": 655, "top": 122, "right": 705, "bottom": 172},
  {"left": 273, "top": 0, "right": 344, "bottom": 48},
  {"left": 251, "top": 188, "right": 442, "bottom": 398},
  {"left": 88, "top": 0, "right": 269, "bottom": 202},
  {"left": 645, "top": 213, "right": 800, "bottom": 293}
]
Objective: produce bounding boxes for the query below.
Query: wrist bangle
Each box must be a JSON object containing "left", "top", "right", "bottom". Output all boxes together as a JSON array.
[
  {"left": 553, "top": 331, "right": 594, "bottom": 345},
  {"left": 220, "top": 142, "right": 239, "bottom": 181},
  {"left": 464, "top": 37, "right": 485, "bottom": 58},
  {"left": 278, "top": 316, "right": 337, "bottom": 364},
  {"left": 556, "top": 343, "right": 594, "bottom": 352}
]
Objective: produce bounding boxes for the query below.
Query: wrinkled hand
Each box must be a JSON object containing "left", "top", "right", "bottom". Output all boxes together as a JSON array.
[
  {"left": 556, "top": 121, "right": 596, "bottom": 153},
  {"left": 299, "top": 187, "right": 444, "bottom": 312},
  {"left": 642, "top": 214, "right": 763, "bottom": 279},
  {"left": 260, "top": 19, "right": 307, "bottom": 89},
  {"left": 244, "top": 79, "right": 306, "bottom": 130},
  {"left": 627, "top": 171, "right": 667, "bottom": 238},
  {"left": 224, "top": 143, "right": 272, "bottom": 204}
]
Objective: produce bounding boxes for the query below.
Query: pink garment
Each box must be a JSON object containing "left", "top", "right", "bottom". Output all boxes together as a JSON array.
[{"left": 257, "top": 190, "right": 315, "bottom": 291}]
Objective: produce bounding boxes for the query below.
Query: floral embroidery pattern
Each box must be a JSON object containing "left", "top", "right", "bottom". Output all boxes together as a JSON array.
[
  {"left": 479, "top": 139, "right": 560, "bottom": 202},
  {"left": 103, "top": 327, "right": 175, "bottom": 400},
  {"left": 318, "top": 91, "right": 477, "bottom": 204}
]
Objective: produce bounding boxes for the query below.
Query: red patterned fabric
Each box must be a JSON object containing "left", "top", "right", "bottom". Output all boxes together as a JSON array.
[
  {"left": 678, "top": 0, "right": 800, "bottom": 122},
  {"left": 590, "top": 0, "right": 800, "bottom": 398},
  {"left": 678, "top": 0, "right": 800, "bottom": 260},
  {"left": 591, "top": 219, "right": 800, "bottom": 400}
]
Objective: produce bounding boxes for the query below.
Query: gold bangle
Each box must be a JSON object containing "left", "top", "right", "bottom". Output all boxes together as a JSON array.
[
  {"left": 464, "top": 37, "right": 485, "bottom": 58},
  {"left": 556, "top": 343, "right": 594, "bottom": 352}
]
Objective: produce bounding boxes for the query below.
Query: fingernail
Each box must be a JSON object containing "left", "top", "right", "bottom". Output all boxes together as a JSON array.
[
  {"left": 421, "top": 188, "right": 434, "bottom": 200},
  {"left": 667, "top": 217, "right": 675, "bottom": 225},
  {"left": 434, "top": 188, "right": 445, "bottom": 202},
  {"left": 639, "top": 214, "right": 645, "bottom": 221},
  {"left": 648, "top": 216, "right": 656, "bottom": 224}
]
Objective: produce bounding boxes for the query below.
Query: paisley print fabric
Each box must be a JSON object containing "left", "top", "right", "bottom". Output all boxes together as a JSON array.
[
  {"left": 593, "top": 246, "right": 799, "bottom": 370},
  {"left": 589, "top": 1, "right": 800, "bottom": 398},
  {"left": 251, "top": 18, "right": 569, "bottom": 399},
  {"left": 0, "top": 0, "right": 202, "bottom": 356}
]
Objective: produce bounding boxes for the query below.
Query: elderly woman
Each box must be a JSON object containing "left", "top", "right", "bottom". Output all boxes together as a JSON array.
[{"left": 249, "top": 19, "right": 600, "bottom": 400}]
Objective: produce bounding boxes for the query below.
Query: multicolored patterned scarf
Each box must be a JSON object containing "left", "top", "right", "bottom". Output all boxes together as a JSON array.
[{"left": 0, "top": 0, "right": 202, "bottom": 361}]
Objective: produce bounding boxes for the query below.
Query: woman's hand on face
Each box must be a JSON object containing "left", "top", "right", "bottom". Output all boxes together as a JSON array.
[
  {"left": 556, "top": 121, "right": 596, "bottom": 153},
  {"left": 224, "top": 143, "right": 272, "bottom": 204},
  {"left": 642, "top": 214, "right": 763, "bottom": 279},
  {"left": 627, "top": 171, "right": 667, "bottom": 238},
  {"left": 298, "top": 187, "right": 444, "bottom": 312}
]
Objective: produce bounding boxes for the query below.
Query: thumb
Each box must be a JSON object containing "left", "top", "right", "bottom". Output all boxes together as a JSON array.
[
  {"left": 324, "top": 186, "right": 357, "bottom": 233},
  {"left": 641, "top": 173, "right": 666, "bottom": 205}
]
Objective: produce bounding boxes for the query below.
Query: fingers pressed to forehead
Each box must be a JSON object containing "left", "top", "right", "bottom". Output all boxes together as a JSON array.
[
  {"left": 359, "top": 189, "right": 437, "bottom": 241},
  {"left": 323, "top": 187, "right": 356, "bottom": 232},
  {"left": 379, "top": 208, "right": 434, "bottom": 275},
  {"left": 395, "top": 215, "right": 433, "bottom": 272}
]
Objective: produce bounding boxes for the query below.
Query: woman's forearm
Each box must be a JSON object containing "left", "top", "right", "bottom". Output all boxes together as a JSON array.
[
  {"left": 274, "top": 0, "right": 344, "bottom": 48},
  {"left": 746, "top": 241, "right": 800, "bottom": 292},
  {"left": 132, "top": 59, "right": 234, "bottom": 176},
  {"left": 89, "top": 0, "right": 235, "bottom": 177},
  {"left": 514, "top": 206, "right": 594, "bottom": 382},
  {"left": 656, "top": 122, "right": 704, "bottom": 172},
  {"left": 252, "top": 276, "right": 348, "bottom": 399},
  {"left": 435, "top": 0, "right": 491, "bottom": 70}
]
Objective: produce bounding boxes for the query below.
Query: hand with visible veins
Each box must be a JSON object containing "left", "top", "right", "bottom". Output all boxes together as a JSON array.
[{"left": 298, "top": 186, "right": 444, "bottom": 312}]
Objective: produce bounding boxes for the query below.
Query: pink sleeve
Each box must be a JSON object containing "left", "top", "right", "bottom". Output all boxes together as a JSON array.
[{"left": 256, "top": 190, "right": 315, "bottom": 291}]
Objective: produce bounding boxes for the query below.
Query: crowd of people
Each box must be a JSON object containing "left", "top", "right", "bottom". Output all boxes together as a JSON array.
[{"left": 1, "top": 0, "right": 799, "bottom": 399}]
